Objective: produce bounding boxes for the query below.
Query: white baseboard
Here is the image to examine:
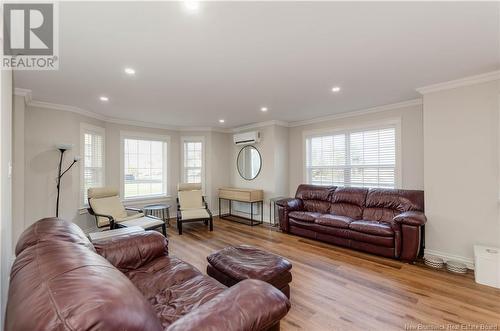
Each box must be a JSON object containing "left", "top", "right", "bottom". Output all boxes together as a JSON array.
[{"left": 424, "top": 249, "right": 475, "bottom": 270}]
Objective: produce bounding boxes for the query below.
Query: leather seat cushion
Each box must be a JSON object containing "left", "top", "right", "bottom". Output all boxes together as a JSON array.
[
  {"left": 207, "top": 245, "right": 292, "bottom": 284},
  {"left": 288, "top": 211, "right": 321, "bottom": 223},
  {"left": 349, "top": 220, "right": 394, "bottom": 237},
  {"left": 126, "top": 256, "right": 226, "bottom": 328},
  {"left": 315, "top": 214, "right": 353, "bottom": 228}
]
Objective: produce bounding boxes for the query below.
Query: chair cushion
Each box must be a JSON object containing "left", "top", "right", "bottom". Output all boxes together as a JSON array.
[
  {"left": 178, "top": 190, "right": 204, "bottom": 210},
  {"left": 89, "top": 195, "right": 128, "bottom": 227},
  {"left": 349, "top": 220, "right": 394, "bottom": 237},
  {"left": 315, "top": 214, "right": 353, "bottom": 229},
  {"left": 88, "top": 187, "right": 120, "bottom": 199},
  {"left": 180, "top": 209, "right": 210, "bottom": 220},
  {"left": 288, "top": 211, "right": 321, "bottom": 223},
  {"left": 120, "top": 216, "right": 164, "bottom": 229}
]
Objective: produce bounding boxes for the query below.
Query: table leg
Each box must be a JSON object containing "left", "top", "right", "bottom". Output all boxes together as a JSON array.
[{"left": 250, "top": 202, "right": 254, "bottom": 226}]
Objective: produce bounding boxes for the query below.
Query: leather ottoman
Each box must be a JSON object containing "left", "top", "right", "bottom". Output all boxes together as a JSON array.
[{"left": 207, "top": 245, "right": 292, "bottom": 299}]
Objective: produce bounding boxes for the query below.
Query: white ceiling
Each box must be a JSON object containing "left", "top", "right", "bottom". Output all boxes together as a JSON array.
[{"left": 15, "top": 1, "right": 500, "bottom": 128}]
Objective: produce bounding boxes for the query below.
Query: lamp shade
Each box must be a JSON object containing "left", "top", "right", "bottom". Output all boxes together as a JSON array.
[{"left": 56, "top": 143, "right": 73, "bottom": 151}]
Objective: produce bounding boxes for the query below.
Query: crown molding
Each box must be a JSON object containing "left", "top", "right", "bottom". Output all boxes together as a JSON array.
[
  {"left": 14, "top": 88, "right": 32, "bottom": 104},
  {"left": 416, "top": 70, "right": 500, "bottom": 95},
  {"left": 14, "top": 88, "right": 229, "bottom": 133},
  {"left": 14, "top": 88, "right": 422, "bottom": 133},
  {"left": 231, "top": 120, "right": 289, "bottom": 133},
  {"left": 287, "top": 98, "right": 423, "bottom": 128}
]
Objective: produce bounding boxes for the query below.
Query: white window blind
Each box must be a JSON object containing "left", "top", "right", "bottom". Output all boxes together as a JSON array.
[
  {"left": 81, "top": 126, "right": 105, "bottom": 206},
  {"left": 306, "top": 126, "right": 397, "bottom": 188},
  {"left": 183, "top": 141, "right": 203, "bottom": 184},
  {"left": 123, "top": 137, "right": 167, "bottom": 199}
]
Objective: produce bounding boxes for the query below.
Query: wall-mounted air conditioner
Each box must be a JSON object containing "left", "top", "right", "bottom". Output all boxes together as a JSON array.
[{"left": 233, "top": 131, "right": 260, "bottom": 145}]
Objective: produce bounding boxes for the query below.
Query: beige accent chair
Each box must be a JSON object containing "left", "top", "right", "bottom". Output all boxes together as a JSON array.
[
  {"left": 177, "top": 183, "right": 213, "bottom": 235},
  {"left": 87, "top": 187, "right": 166, "bottom": 235}
]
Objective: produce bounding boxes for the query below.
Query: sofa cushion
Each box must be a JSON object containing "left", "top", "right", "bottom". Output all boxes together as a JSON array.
[
  {"left": 296, "top": 184, "right": 335, "bottom": 213},
  {"left": 15, "top": 217, "right": 95, "bottom": 255},
  {"left": 363, "top": 189, "right": 424, "bottom": 222},
  {"left": 295, "top": 184, "right": 335, "bottom": 201},
  {"left": 288, "top": 211, "right": 321, "bottom": 223},
  {"left": 126, "top": 256, "right": 226, "bottom": 329},
  {"left": 330, "top": 187, "right": 368, "bottom": 219},
  {"left": 315, "top": 214, "right": 353, "bottom": 229},
  {"left": 7, "top": 240, "right": 162, "bottom": 331},
  {"left": 349, "top": 220, "right": 394, "bottom": 237}
]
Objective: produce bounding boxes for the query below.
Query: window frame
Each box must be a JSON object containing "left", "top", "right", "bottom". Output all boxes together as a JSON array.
[
  {"left": 180, "top": 136, "right": 206, "bottom": 191},
  {"left": 120, "top": 131, "right": 170, "bottom": 202},
  {"left": 80, "top": 123, "right": 106, "bottom": 208},
  {"left": 302, "top": 119, "right": 402, "bottom": 188}
]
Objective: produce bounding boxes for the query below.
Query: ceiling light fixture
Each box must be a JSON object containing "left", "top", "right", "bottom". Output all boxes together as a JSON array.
[
  {"left": 260, "top": 107, "right": 268, "bottom": 112},
  {"left": 124, "top": 67, "right": 136, "bottom": 75},
  {"left": 331, "top": 86, "right": 341, "bottom": 93},
  {"left": 99, "top": 96, "right": 109, "bottom": 102},
  {"left": 219, "top": 119, "right": 225, "bottom": 123},
  {"left": 183, "top": 1, "right": 200, "bottom": 12}
]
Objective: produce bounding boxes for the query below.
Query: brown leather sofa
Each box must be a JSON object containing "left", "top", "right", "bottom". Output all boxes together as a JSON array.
[
  {"left": 5, "top": 218, "right": 290, "bottom": 331},
  {"left": 277, "top": 185, "right": 426, "bottom": 262}
]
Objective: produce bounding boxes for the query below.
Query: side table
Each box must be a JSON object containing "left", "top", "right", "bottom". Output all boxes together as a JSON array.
[
  {"left": 269, "top": 197, "right": 288, "bottom": 227},
  {"left": 143, "top": 204, "right": 171, "bottom": 228}
]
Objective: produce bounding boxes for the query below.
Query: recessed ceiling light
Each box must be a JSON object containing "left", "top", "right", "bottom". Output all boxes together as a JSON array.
[
  {"left": 124, "top": 67, "right": 136, "bottom": 75},
  {"left": 183, "top": 1, "right": 200, "bottom": 12},
  {"left": 260, "top": 107, "right": 268, "bottom": 112},
  {"left": 331, "top": 86, "right": 341, "bottom": 93},
  {"left": 219, "top": 119, "right": 225, "bottom": 123},
  {"left": 99, "top": 96, "right": 109, "bottom": 102}
]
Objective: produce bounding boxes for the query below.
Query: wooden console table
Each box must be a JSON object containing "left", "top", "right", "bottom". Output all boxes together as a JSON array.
[{"left": 218, "top": 187, "right": 264, "bottom": 226}]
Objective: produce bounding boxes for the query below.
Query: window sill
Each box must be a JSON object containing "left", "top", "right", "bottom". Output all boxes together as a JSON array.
[{"left": 122, "top": 195, "right": 172, "bottom": 207}]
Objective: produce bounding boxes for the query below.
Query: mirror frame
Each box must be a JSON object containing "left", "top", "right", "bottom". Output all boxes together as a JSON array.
[{"left": 236, "top": 145, "right": 262, "bottom": 181}]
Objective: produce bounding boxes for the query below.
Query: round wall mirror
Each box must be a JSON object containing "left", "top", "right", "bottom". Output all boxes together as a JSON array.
[{"left": 237, "top": 145, "right": 262, "bottom": 180}]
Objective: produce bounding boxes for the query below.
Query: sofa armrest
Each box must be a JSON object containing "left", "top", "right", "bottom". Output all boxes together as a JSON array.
[
  {"left": 166, "top": 279, "right": 290, "bottom": 331},
  {"left": 93, "top": 231, "right": 168, "bottom": 271},
  {"left": 276, "top": 198, "right": 303, "bottom": 211},
  {"left": 394, "top": 211, "right": 427, "bottom": 227}
]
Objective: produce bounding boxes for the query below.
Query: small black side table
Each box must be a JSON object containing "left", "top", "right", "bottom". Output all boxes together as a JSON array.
[
  {"left": 269, "top": 197, "right": 288, "bottom": 227},
  {"left": 143, "top": 204, "right": 171, "bottom": 228}
]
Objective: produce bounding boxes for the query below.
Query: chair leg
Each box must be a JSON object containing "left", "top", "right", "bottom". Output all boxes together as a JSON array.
[
  {"left": 209, "top": 217, "right": 213, "bottom": 231},
  {"left": 162, "top": 224, "right": 166, "bottom": 236},
  {"left": 204, "top": 220, "right": 208, "bottom": 225}
]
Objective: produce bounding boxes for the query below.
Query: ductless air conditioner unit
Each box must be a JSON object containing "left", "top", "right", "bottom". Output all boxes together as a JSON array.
[{"left": 233, "top": 131, "right": 260, "bottom": 145}]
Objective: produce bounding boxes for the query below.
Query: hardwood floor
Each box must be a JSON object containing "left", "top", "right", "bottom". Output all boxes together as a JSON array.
[{"left": 167, "top": 217, "right": 500, "bottom": 331}]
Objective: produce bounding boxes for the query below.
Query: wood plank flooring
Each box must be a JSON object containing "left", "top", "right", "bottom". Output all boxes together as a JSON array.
[{"left": 167, "top": 217, "right": 500, "bottom": 331}]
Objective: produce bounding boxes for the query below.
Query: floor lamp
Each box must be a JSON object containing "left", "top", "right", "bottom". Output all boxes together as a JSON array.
[{"left": 55, "top": 144, "right": 80, "bottom": 217}]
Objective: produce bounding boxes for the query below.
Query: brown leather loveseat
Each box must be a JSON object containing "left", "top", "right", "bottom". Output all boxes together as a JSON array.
[
  {"left": 277, "top": 185, "right": 426, "bottom": 262},
  {"left": 5, "top": 218, "right": 290, "bottom": 331}
]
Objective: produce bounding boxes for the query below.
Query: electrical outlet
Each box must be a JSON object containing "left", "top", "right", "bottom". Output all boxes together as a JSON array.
[{"left": 8, "top": 162, "right": 12, "bottom": 179}]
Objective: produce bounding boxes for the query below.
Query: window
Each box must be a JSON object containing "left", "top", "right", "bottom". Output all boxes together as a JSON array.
[
  {"left": 305, "top": 126, "right": 398, "bottom": 188},
  {"left": 121, "top": 133, "right": 168, "bottom": 200},
  {"left": 80, "top": 124, "right": 105, "bottom": 206},
  {"left": 182, "top": 137, "right": 204, "bottom": 186}
]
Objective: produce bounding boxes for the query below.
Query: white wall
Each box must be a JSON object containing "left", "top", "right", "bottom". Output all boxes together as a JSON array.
[
  {"left": 423, "top": 80, "right": 500, "bottom": 265},
  {"left": 21, "top": 103, "right": 230, "bottom": 234},
  {"left": 12, "top": 96, "right": 25, "bottom": 248},
  {"left": 230, "top": 124, "right": 289, "bottom": 221},
  {"left": 24, "top": 105, "right": 106, "bottom": 232},
  {"left": 0, "top": 69, "right": 13, "bottom": 325},
  {"left": 287, "top": 103, "right": 425, "bottom": 196}
]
